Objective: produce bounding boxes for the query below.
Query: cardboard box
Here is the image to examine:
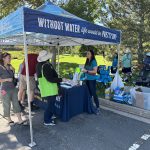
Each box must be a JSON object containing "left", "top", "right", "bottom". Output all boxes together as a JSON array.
[{"left": 135, "top": 91, "right": 144, "bottom": 109}]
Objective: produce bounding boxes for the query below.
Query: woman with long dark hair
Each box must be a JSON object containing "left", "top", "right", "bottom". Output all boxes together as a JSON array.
[
  {"left": 82, "top": 50, "right": 100, "bottom": 115},
  {"left": 0, "top": 53, "right": 27, "bottom": 125}
]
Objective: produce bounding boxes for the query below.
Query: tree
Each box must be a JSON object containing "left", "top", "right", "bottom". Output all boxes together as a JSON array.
[
  {"left": 79, "top": 45, "right": 98, "bottom": 56},
  {"left": 50, "top": 46, "right": 57, "bottom": 68},
  {"left": 63, "top": 0, "right": 102, "bottom": 23},
  {"left": 105, "top": 0, "right": 150, "bottom": 64},
  {"left": 0, "top": 0, "right": 46, "bottom": 19},
  {"left": 62, "top": 0, "right": 105, "bottom": 56},
  {"left": 0, "top": 0, "right": 105, "bottom": 63},
  {"left": 0, "top": 0, "right": 60, "bottom": 68}
]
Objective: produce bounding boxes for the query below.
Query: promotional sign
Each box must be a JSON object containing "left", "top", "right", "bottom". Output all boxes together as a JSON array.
[{"left": 24, "top": 7, "right": 121, "bottom": 44}]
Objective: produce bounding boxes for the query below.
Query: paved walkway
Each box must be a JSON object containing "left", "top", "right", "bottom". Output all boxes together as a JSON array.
[{"left": 0, "top": 101, "right": 150, "bottom": 150}]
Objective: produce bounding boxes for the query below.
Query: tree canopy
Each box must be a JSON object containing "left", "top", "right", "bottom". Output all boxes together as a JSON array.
[
  {"left": 105, "top": 0, "right": 150, "bottom": 63},
  {"left": 0, "top": 0, "right": 149, "bottom": 64}
]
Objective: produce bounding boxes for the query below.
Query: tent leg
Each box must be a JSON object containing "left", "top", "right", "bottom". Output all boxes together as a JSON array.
[
  {"left": 57, "top": 45, "right": 60, "bottom": 76},
  {"left": 23, "top": 32, "right": 36, "bottom": 148},
  {"left": 117, "top": 44, "right": 121, "bottom": 87}
]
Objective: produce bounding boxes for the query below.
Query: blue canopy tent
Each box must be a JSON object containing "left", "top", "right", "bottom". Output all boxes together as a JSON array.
[
  {"left": 0, "top": 1, "right": 121, "bottom": 147},
  {"left": 0, "top": 1, "right": 121, "bottom": 46}
]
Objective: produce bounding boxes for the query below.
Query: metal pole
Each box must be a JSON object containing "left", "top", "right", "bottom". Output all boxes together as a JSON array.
[
  {"left": 57, "top": 44, "right": 60, "bottom": 76},
  {"left": 117, "top": 44, "right": 121, "bottom": 87},
  {"left": 117, "top": 31, "right": 121, "bottom": 87},
  {"left": 23, "top": 32, "right": 36, "bottom": 147}
]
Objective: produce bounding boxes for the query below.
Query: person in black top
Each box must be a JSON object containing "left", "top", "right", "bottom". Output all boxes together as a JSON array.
[
  {"left": 36, "top": 50, "right": 62, "bottom": 126},
  {"left": 36, "top": 62, "right": 62, "bottom": 83}
]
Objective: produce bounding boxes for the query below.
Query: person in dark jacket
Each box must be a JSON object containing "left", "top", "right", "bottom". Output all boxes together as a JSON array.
[{"left": 36, "top": 50, "right": 62, "bottom": 126}]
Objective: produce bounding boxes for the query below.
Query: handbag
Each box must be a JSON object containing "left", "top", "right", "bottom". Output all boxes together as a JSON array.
[
  {"left": 13, "top": 77, "right": 18, "bottom": 86},
  {"left": 3, "top": 65, "right": 18, "bottom": 87}
]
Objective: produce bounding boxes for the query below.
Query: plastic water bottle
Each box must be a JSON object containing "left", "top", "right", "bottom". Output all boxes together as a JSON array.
[
  {"left": 128, "top": 95, "right": 133, "bottom": 105},
  {"left": 105, "top": 88, "right": 110, "bottom": 100}
]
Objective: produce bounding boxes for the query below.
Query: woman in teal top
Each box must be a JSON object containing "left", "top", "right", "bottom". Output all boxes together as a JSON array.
[
  {"left": 82, "top": 50, "right": 100, "bottom": 115},
  {"left": 122, "top": 48, "right": 132, "bottom": 73}
]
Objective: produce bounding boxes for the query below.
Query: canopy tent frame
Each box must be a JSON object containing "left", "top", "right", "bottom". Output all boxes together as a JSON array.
[
  {"left": 0, "top": 34, "right": 120, "bottom": 46},
  {"left": 117, "top": 43, "right": 121, "bottom": 87},
  {"left": 0, "top": 1, "right": 121, "bottom": 147},
  {"left": 23, "top": 32, "right": 36, "bottom": 147}
]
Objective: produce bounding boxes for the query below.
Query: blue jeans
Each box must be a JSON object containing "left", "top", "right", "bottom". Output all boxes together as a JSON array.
[
  {"left": 85, "top": 80, "right": 99, "bottom": 108},
  {"left": 44, "top": 96, "right": 56, "bottom": 123}
]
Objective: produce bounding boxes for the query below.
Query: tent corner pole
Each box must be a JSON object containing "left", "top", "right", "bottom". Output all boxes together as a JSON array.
[
  {"left": 23, "top": 32, "right": 36, "bottom": 148},
  {"left": 117, "top": 43, "right": 121, "bottom": 87},
  {"left": 117, "top": 31, "right": 122, "bottom": 87},
  {"left": 57, "top": 45, "right": 60, "bottom": 76}
]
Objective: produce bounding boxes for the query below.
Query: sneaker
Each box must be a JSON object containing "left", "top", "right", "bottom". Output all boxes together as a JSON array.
[
  {"left": 20, "top": 105, "right": 25, "bottom": 111},
  {"left": 44, "top": 121, "right": 56, "bottom": 126},
  {"left": 52, "top": 115, "right": 57, "bottom": 119},
  {"left": 8, "top": 121, "right": 15, "bottom": 126},
  {"left": 96, "top": 108, "right": 100, "bottom": 115},
  {"left": 31, "top": 105, "right": 39, "bottom": 111},
  {"left": 19, "top": 101, "right": 25, "bottom": 111}
]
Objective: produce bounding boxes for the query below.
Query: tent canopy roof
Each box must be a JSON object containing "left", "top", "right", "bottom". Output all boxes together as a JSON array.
[
  {"left": 0, "top": 1, "right": 121, "bottom": 46},
  {"left": 37, "top": 1, "right": 83, "bottom": 20}
]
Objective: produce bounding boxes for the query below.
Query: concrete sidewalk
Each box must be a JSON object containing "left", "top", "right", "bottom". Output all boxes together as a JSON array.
[
  {"left": 100, "top": 98, "right": 150, "bottom": 120},
  {"left": 0, "top": 102, "right": 150, "bottom": 150}
]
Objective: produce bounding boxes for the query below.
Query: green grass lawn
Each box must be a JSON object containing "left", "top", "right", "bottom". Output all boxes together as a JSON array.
[
  {"left": 11, "top": 54, "right": 111, "bottom": 98},
  {"left": 11, "top": 55, "right": 111, "bottom": 77},
  {"left": 10, "top": 53, "right": 139, "bottom": 98}
]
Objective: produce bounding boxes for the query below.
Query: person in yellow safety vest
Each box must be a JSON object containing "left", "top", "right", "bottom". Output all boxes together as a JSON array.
[{"left": 36, "top": 50, "right": 62, "bottom": 126}]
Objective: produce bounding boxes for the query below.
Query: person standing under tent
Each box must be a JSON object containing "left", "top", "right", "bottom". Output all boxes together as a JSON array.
[
  {"left": 18, "top": 54, "right": 39, "bottom": 111},
  {"left": 122, "top": 48, "right": 132, "bottom": 82},
  {"left": 143, "top": 52, "right": 150, "bottom": 69},
  {"left": 0, "top": 53, "right": 28, "bottom": 125},
  {"left": 36, "top": 50, "right": 62, "bottom": 126},
  {"left": 82, "top": 50, "right": 100, "bottom": 115},
  {"left": 111, "top": 53, "right": 118, "bottom": 74},
  {"left": 17, "top": 61, "right": 26, "bottom": 110},
  {"left": 18, "top": 61, "right": 24, "bottom": 80}
]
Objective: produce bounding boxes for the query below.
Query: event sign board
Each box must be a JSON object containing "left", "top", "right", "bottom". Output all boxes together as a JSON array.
[
  {"left": 0, "top": 6, "right": 121, "bottom": 44},
  {"left": 24, "top": 8, "right": 121, "bottom": 44}
]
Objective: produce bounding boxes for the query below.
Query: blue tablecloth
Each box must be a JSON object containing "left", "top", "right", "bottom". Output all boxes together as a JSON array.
[{"left": 34, "top": 85, "right": 96, "bottom": 122}]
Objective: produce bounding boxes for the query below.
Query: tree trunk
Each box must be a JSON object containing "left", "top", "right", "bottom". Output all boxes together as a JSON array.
[
  {"left": 137, "top": 3, "right": 144, "bottom": 65},
  {"left": 51, "top": 46, "right": 57, "bottom": 69},
  {"left": 137, "top": 31, "right": 143, "bottom": 65}
]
